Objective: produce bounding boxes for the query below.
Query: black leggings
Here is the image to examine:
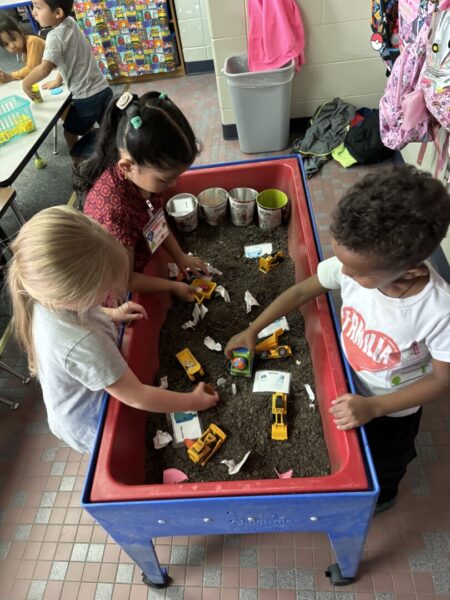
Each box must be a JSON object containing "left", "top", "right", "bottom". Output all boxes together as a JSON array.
[{"left": 364, "top": 408, "right": 422, "bottom": 505}]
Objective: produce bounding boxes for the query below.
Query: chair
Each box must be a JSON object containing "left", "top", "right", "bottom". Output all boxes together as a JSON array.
[{"left": 0, "top": 187, "right": 26, "bottom": 226}]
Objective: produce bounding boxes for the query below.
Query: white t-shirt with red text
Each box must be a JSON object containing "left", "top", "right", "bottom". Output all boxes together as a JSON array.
[{"left": 317, "top": 256, "right": 450, "bottom": 417}]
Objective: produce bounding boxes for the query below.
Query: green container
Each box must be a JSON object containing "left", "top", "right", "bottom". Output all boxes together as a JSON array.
[{"left": 256, "top": 189, "right": 288, "bottom": 229}]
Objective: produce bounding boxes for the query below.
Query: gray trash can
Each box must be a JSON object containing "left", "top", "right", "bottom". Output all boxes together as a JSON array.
[{"left": 223, "top": 54, "right": 295, "bottom": 154}]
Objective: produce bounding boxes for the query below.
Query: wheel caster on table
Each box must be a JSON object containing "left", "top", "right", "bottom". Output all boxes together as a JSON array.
[
  {"left": 325, "top": 563, "right": 354, "bottom": 586},
  {"left": 141, "top": 570, "right": 172, "bottom": 588}
]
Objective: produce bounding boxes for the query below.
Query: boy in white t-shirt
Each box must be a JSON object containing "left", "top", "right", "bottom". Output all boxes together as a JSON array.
[
  {"left": 225, "top": 165, "right": 450, "bottom": 515},
  {"left": 22, "top": 0, "right": 112, "bottom": 150}
]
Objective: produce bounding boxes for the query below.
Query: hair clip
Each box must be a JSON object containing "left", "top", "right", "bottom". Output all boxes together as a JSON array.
[
  {"left": 130, "top": 116, "right": 142, "bottom": 129},
  {"left": 116, "top": 92, "right": 134, "bottom": 110},
  {"left": 159, "top": 93, "right": 167, "bottom": 100}
]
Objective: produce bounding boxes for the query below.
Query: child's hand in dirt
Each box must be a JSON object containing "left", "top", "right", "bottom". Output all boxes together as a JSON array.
[
  {"left": 224, "top": 327, "right": 258, "bottom": 358},
  {"left": 172, "top": 281, "right": 199, "bottom": 302},
  {"left": 110, "top": 301, "right": 148, "bottom": 323},
  {"left": 177, "top": 253, "right": 209, "bottom": 278},
  {"left": 329, "top": 393, "right": 378, "bottom": 430},
  {"left": 190, "top": 382, "right": 219, "bottom": 410}
]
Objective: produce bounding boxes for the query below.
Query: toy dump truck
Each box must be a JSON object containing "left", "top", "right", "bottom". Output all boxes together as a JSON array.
[
  {"left": 255, "top": 328, "right": 292, "bottom": 359},
  {"left": 176, "top": 348, "right": 204, "bottom": 382},
  {"left": 190, "top": 278, "right": 217, "bottom": 304},
  {"left": 185, "top": 424, "right": 227, "bottom": 466},
  {"left": 258, "top": 251, "right": 285, "bottom": 274},
  {"left": 271, "top": 392, "right": 288, "bottom": 441}
]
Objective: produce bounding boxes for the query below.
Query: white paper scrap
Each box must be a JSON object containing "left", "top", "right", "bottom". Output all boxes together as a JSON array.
[
  {"left": 159, "top": 376, "right": 168, "bottom": 389},
  {"left": 215, "top": 285, "right": 230, "bottom": 302},
  {"left": 244, "top": 243, "right": 273, "bottom": 258},
  {"left": 204, "top": 336, "right": 222, "bottom": 352},
  {"left": 173, "top": 197, "right": 194, "bottom": 215},
  {"left": 181, "top": 303, "right": 208, "bottom": 329},
  {"left": 207, "top": 263, "right": 223, "bottom": 276},
  {"left": 231, "top": 383, "right": 237, "bottom": 396},
  {"left": 258, "top": 317, "right": 290, "bottom": 339},
  {"left": 168, "top": 262, "right": 180, "bottom": 278},
  {"left": 252, "top": 370, "right": 291, "bottom": 394},
  {"left": 245, "top": 290, "right": 260, "bottom": 313},
  {"left": 199, "top": 304, "right": 208, "bottom": 319},
  {"left": 221, "top": 451, "right": 251, "bottom": 475},
  {"left": 304, "top": 384, "right": 315, "bottom": 402},
  {"left": 217, "top": 377, "right": 227, "bottom": 387},
  {"left": 153, "top": 430, "right": 172, "bottom": 449}
]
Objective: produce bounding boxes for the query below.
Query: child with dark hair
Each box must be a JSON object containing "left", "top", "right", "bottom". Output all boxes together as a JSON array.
[
  {"left": 82, "top": 91, "right": 208, "bottom": 303},
  {"left": 225, "top": 165, "right": 450, "bottom": 515},
  {"left": 0, "top": 15, "right": 45, "bottom": 83},
  {"left": 22, "top": 0, "right": 112, "bottom": 149}
]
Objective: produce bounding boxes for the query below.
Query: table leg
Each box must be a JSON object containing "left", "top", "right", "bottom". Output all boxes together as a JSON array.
[
  {"left": 53, "top": 125, "right": 58, "bottom": 155},
  {"left": 10, "top": 200, "right": 26, "bottom": 225}
]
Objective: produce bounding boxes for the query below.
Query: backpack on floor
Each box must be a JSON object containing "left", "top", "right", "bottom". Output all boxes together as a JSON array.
[
  {"left": 371, "top": 0, "right": 400, "bottom": 72},
  {"left": 379, "top": 0, "right": 436, "bottom": 150}
]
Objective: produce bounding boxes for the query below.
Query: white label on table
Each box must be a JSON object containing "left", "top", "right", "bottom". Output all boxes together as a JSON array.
[
  {"left": 244, "top": 243, "right": 273, "bottom": 258},
  {"left": 170, "top": 411, "right": 202, "bottom": 445},
  {"left": 252, "top": 370, "right": 291, "bottom": 394}
]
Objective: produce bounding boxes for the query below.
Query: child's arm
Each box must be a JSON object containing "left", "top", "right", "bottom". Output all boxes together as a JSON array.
[
  {"left": 330, "top": 358, "right": 450, "bottom": 429},
  {"left": 162, "top": 230, "right": 209, "bottom": 277},
  {"left": 105, "top": 369, "right": 219, "bottom": 413},
  {"left": 9, "top": 36, "right": 45, "bottom": 80},
  {"left": 224, "top": 274, "right": 329, "bottom": 357},
  {"left": 22, "top": 60, "right": 56, "bottom": 99}
]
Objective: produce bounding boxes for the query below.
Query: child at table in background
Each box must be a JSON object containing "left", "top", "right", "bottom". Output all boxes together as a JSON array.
[
  {"left": 8, "top": 206, "right": 219, "bottom": 454},
  {"left": 225, "top": 165, "right": 450, "bottom": 515},
  {"left": 80, "top": 90, "right": 209, "bottom": 304},
  {"left": 22, "top": 0, "right": 112, "bottom": 150},
  {"left": 0, "top": 15, "right": 45, "bottom": 83}
]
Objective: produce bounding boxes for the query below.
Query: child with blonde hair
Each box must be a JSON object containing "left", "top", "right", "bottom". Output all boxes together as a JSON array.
[
  {"left": 8, "top": 206, "right": 219, "bottom": 454},
  {"left": 0, "top": 15, "right": 45, "bottom": 83}
]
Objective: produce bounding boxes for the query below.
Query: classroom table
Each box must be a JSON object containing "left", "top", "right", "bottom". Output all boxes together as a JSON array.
[
  {"left": 0, "top": 77, "right": 71, "bottom": 188},
  {"left": 0, "top": 0, "right": 40, "bottom": 34}
]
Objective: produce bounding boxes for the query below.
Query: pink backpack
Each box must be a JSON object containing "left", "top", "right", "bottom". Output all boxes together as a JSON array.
[{"left": 379, "top": 0, "right": 435, "bottom": 150}]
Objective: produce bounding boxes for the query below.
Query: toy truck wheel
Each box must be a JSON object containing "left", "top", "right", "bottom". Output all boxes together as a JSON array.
[
  {"left": 278, "top": 347, "right": 287, "bottom": 356},
  {"left": 325, "top": 564, "right": 354, "bottom": 586},
  {"left": 260, "top": 351, "right": 268, "bottom": 359},
  {"left": 142, "top": 571, "right": 172, "bottom": 588}
]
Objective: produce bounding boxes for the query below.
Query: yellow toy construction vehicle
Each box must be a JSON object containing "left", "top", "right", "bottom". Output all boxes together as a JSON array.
[
  {"left": 258, "top": 251, "right": 285, "bottom": 274},
  {"left": 185, "top": 424, "right": 227, "bottom": 466},
  {"left": 191, "top": 278, "right": 217, "bottom": 304},
  {"left": 176, "top": 348, "right": 204, "bottom": 382},
  {"left": 271, "top": 392, "right": 288, "bottom": 441},
  {"left": 255, "top": 328, "right": 292, "bottom": 359}
]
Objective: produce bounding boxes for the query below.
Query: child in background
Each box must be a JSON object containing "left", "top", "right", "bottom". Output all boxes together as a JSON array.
[
  {"left": 8, "top": 206, "right": 219, "bottom": 454},
  {"left": 0, "top": 15, "right": 45, "bottom": 83},
  {"left": 81, "top": 90, "right": 209, "bottom": 304},
  {"left": 225, "top": 165, "right": 450, "bottom": 515},
  {"left": 22, "top": 0, "right": 112, "bottom": 150}
]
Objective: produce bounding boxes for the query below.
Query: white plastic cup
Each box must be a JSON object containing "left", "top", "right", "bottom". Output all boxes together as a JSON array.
[
  {"left": 197, "top": 188, "right": 228, "bottom": 226},
  {"left": 256, "top": 189, "right": 288, "bottom": 229},
  {"left": 166, "top": 193, "right": 198, "bottom": 232},
  {"left": 228, "top": 187, "right": 257, "bottom": 226}
]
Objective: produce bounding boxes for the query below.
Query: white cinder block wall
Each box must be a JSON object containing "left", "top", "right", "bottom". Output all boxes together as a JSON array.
[
  {"left": 206, "top": 0, "right": 388, "bottom": 127},
  {"left": 173, "top": 0, "right": 212, "bottom": 64}
]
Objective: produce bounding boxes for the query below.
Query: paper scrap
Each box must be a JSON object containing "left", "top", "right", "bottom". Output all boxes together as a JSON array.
[
  {"left": 217, "top": 377, "right": 227, "bottom": 387},
  {"left": 258, "top": 317, "right": 290, "bottom": 339},
  {"left": 163, "top": 468, "right": 189, "bottom": 484},
  {"left": 168, "top": 263, "right": 179, "bottom": 278},
  {"left": 153, "top": 430, "right": 172, "bottom": 449},
  {"left": 304, "top": 384, "right": 316, "bottom": 409},
  {"left": 204, "top": 336, "right": 222, "bottom": 352},
  {"left": 207, "top": 264, "right": 223, "bottom": 276},
  {"left": 295, "top": 360, "right": 301, "bottom": 366},
  {"left": 221, "top": 451, "right": 251, "bottom": 475},
  {"left": 159, "top": 376, "right": 168, "bottom": 389},
  {"left": 170, "top": 411, "right": 202, "bottom": 444},
  {"left": 245, "top": 290, "right": 260, "bottom": 313},
  {"left": 275, "top": 468, "right": 293, "bottom": 479},
  {"left": 215, "top": 285, "right": 230, "bottom": 303},
  {"left": 253, "top": 370, "right": 291, "bottom": 394},
  {"left": 244, "top": 243, "right": 273, "bottom": 258},
  {"left": 231, "top": 383, "right": 237, "bottom": 396},
  {"left": 182, "top": 303, "right": 208, "bottom": 329},
  {"left": 173, "top": 196, "right": 194, "bottom": 215}
]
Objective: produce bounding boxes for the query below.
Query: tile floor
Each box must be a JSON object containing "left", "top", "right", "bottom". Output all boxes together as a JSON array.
[{"left": 0, "top": 73, "right": 449, "bottom": 600}]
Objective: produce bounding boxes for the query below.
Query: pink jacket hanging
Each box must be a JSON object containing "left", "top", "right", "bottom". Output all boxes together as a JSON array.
[{"left": 247, "top": 0, "right": 305, "bottom": 72}]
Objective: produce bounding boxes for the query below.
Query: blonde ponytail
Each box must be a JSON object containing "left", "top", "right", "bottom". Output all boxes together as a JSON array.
[{"left": 7, "top": 206, "right": 129, "bottom": 376}]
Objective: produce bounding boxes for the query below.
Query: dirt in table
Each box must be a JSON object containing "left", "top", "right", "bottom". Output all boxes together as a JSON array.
[{"left": 145, "top": 219, "right": 330, "bottom": 484}]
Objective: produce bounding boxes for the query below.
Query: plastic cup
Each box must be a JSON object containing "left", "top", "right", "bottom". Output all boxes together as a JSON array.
[
  {"left": 256, "top": 189, "right": 289, "bottom": 229},
  {"left": 197, "top": 188, "right": 228, "bottom": 226},
  {"left": 166, "top": 193, "right": 198, "bottom": 232},
  {"left": 228, "top": 187, "right": 257, "bottom": 226}
]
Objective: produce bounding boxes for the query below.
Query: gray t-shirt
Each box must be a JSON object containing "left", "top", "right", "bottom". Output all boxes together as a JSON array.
[
  {"left": 43, "top": 16, "right": 108, "bottom": 99},
  {"left": 33, "top": 304, "right": 127, "bottom": 453}
]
